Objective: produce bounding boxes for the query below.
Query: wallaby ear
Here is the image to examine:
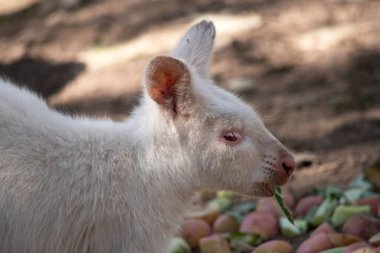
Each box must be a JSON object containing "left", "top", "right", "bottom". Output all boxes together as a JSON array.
[
  {"left": 145, "top": 55, "right": 191, "bottom": 115},
  {"left": 171, "top": 20, "right": 215, "bottom": 79}
]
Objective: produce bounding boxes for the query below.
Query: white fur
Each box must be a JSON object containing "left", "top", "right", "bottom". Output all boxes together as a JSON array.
[{"left": 0, "top": 21, "right": 292, "bottom": 253}]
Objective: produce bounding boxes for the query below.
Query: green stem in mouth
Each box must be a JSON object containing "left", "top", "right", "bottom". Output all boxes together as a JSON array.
[{"left": 274, "top": 186, "right": 295, "bottom": 225}]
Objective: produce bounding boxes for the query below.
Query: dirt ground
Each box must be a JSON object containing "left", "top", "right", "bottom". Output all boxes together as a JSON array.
[{"left": 0, "top": 0, "right": 379, "bottom": 196}]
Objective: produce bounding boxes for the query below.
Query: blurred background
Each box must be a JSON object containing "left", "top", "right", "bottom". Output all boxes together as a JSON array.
[{"left": 0, "top": 0, "right": 379, "bottom": 195}]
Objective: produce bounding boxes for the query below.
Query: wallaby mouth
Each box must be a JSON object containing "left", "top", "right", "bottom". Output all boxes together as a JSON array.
[
  {"left": 254, "top": 153, "right": 296, "bottom": 197},
  {"left": 260, "top": 182, "right": 275, "bottom": 196},
  {"left": 252, "top": 182, "right": 276, "bottom": 197},
  {"left": 262, "top": 150, "right": 296, "bottom": 190}
]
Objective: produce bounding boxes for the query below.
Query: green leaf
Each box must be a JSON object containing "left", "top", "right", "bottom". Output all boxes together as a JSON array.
[
  {"left": 168, "top": 237, "right": 191, "bottom": 253},
  {"left": 319, "top": 247, "right": 346, "bottom": 253},
  {"left": 341, "top": 188, "right": 366, "bottom": 203},
  {"left": 331, "top": 205, "right": 371, "bottom": 227},
  {"left": 304, "top": 206, "right": 318, "bottom": 224},
  {"left": 314, "top": 185, "right": 342, "bottom": 198},
  {"left": 349, "top": 174, "right": 372, "bottom": 190},
  {"left": 279, "top": 217, "right": 308, "bottom": 237},
  {"left": 224, "top": 201, "right": 256, "bottom": 222},
  {"left": 311, "top": 197, "right": 337, "bottom": 226},
  {"left": 228, "top": 232, "right": 261, "bottom": 249},
  {"left": 217, "top": 191, "right": 237, "bottom": 199},
  {"left": 212, "top": 197, "right": 231, "bottom": 212}
]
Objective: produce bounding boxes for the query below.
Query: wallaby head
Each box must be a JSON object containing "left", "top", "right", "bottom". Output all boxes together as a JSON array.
[{"left": 142, "top": 20, "right": 295, "bottom": 197}]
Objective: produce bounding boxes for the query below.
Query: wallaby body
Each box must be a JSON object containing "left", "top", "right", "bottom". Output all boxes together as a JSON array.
[
  {"left": 0, "top": 21, "right": 295, "bottom": 253},
  {"left": 0, "top": 80, "right": 192, "bottom": 253}
]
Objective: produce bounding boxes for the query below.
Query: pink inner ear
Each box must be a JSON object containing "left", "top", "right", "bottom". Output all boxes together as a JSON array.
[
  {"left": 149, "top": 71, "right": 178, "bottom": 105},
  {"left": 146, "top": 56, "right": 189, "bottom": 111}
]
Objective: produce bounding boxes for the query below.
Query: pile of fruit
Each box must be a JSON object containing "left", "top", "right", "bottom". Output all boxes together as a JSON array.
[{"left": 169, "top": 175, "right": 380, "bottom": 253}]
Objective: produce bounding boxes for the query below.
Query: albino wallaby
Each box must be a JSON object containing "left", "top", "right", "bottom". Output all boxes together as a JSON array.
[{"left": 0, "top": 21, "right": 295, "bottom": 253}]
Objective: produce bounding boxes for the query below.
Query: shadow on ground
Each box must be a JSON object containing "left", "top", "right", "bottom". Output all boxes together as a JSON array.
[
  {"left": 0, "top": 57, "right": 85, "bottom": 97},
  {"left": 285, "top": 118, "right": 380, "bottom": 152},
  {"left": 0, "top": 0, "right": 281, "bottom": 46},
  {"left": 55, "top": 91, "right": 141, "bottom": 119}
]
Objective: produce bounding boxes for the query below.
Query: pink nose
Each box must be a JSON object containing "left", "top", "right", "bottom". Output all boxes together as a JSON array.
[{"left": 280, "top": 153, "right": 296, "bottom": 175}]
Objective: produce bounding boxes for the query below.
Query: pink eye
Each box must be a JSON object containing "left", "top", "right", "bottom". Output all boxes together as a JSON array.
[{"left": 222, "top": 131, "right": 242, "bottom": 144}]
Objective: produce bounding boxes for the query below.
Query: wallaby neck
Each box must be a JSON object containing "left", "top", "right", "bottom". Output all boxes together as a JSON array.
[
  {"left": 107, "top": 102, "right": 199, "bottom": 249},
  {"left": 125, "top": 100, "right": 199, "bottom": 196}
]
